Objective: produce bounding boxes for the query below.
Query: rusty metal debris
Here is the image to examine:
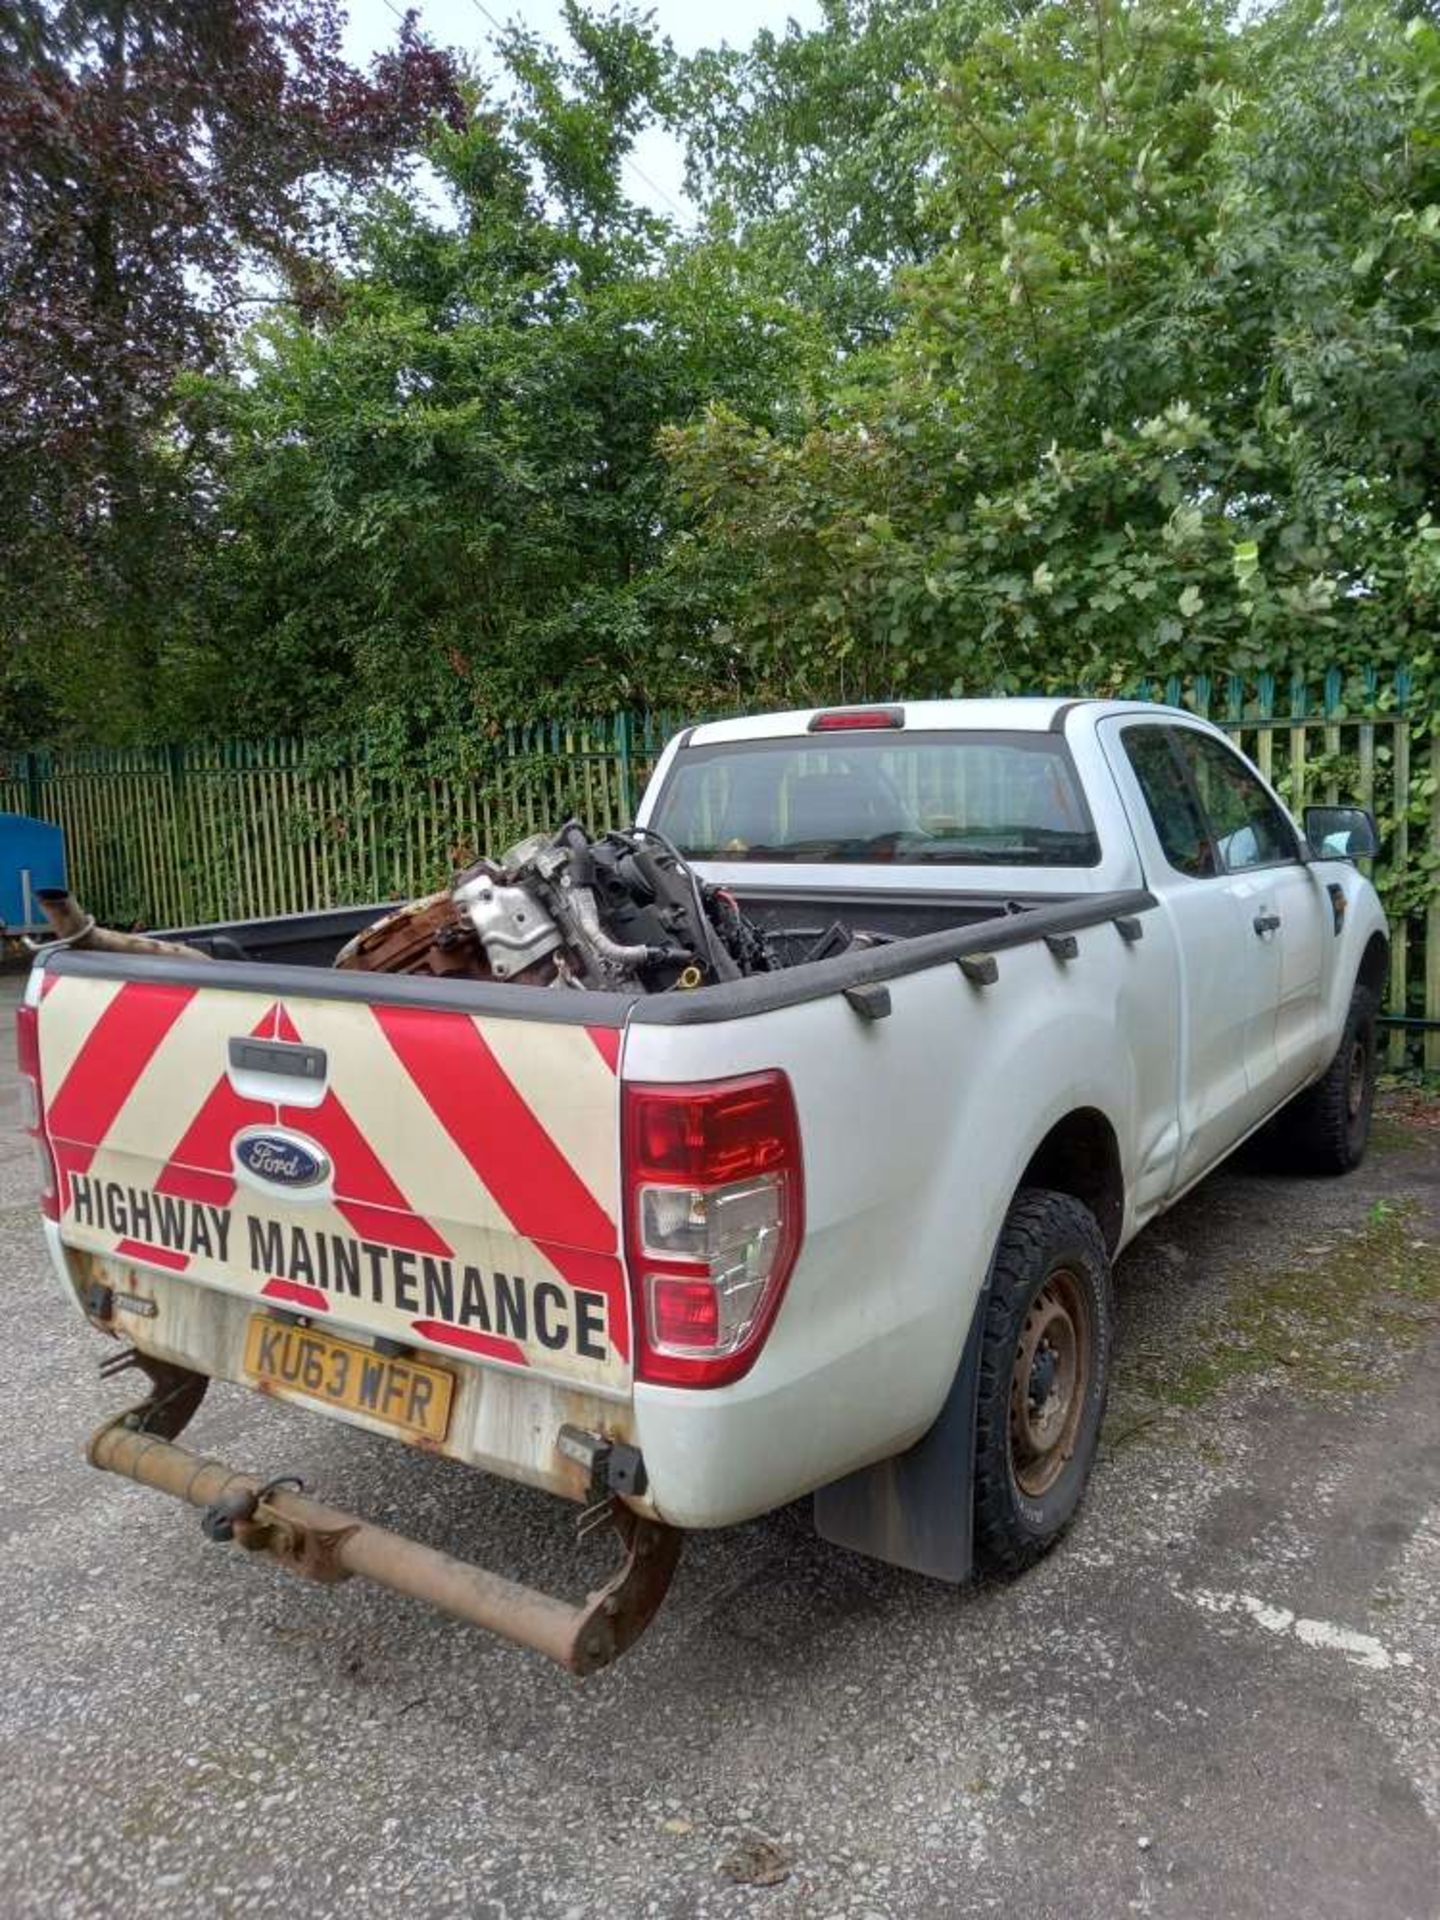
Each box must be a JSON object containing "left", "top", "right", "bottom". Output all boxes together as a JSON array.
[
  {"left": 337, "top": 820, "right": 780, "bottom": 991},
  {"left": 28, "top": 887, "right": 210, "bottom": 961},
  {"left": 88, "top": 1400, "right": 682, "bottom": 1675},
  {"left": 33, "top": 825, "right": 876, "bottom": 991},
  {"left": 95, "top": 1348, "right": 209, "bottom": 1437},
  {"left": 333, "top": 887, "right": 495, "bottom": 978}
]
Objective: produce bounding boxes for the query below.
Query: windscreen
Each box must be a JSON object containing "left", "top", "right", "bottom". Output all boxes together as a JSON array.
[{"left": 650, "top": 730, "right": 1101, "bottom": 867}]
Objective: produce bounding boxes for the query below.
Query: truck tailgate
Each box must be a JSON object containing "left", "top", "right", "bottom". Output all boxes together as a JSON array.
[{"left": 39, "top": 972, "right": 631, "bottom": 1394}]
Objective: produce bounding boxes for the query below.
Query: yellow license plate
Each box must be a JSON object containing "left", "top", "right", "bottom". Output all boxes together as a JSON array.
[{"left": 244, "top": 1315, "right": 455, "bottom": 1443}]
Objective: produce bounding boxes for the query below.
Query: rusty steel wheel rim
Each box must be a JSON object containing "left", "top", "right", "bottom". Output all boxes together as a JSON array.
[{"left": 1009, "top": 1267, "right": 1091, "bottom": 1498}]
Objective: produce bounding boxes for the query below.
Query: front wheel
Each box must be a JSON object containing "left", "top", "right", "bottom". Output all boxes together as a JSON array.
[
  {"left": 972, "top": 1188, "right": 1114, "bottom": 1578},
  {"left": 1271, "top": 984, "right": 1378, "bottom": 1175}
]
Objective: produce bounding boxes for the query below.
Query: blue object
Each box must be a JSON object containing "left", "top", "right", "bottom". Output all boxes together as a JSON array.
[
  {"left": 0, "top": 813, "right": 67, "bottom": 933},
  {"left": 232, "top": 1128, "right": 332, "bottom": 1193}
]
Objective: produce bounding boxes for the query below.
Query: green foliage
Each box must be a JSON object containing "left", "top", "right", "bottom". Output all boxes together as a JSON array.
[
  {"left": 9, "top": 0, "right": 1440, "bottom": 761},
  {"left": 674, "top": 0, "right": 988, "bottom": 345},
  {"left": 666, "top": 0, "right": 1440, "bottom": 709},
  {"left": 500, "top": 0, "right": 672, "bottom": 242},
  {"left": 168, "top": 24, "right": 826, "bottom": 750}
]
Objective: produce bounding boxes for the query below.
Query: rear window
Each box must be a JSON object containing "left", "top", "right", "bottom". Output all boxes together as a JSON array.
[{"left": 649, "top": 731, "right": 1101, "bottom": 867}]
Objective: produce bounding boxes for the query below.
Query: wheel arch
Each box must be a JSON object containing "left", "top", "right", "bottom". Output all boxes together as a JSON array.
[
  {"left": 814, "top": 1105, "right": 1124, "bottom": 1583},
  {"left": 1358, "top": 928, "right": 1388, "bottom": 1002},
  {"left": 1017, "top": 1106, "right": 1125, "bottom": 1254}
]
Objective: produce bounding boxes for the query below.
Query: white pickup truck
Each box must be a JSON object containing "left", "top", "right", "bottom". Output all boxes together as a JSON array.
[{"left": 20, "top": 699, "right": 1388, "bottom": 1672}]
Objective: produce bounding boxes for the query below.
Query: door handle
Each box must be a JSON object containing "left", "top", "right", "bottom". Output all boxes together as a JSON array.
[
  {"left": 1253, "top": 912, "right": 1281, "bottom": 936},
  {"left": 229, "top": 1038, "right": 328, "bottom": 1082}
]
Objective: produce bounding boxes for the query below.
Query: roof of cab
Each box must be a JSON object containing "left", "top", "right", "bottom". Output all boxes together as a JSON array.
[
  {"left": 685, "top": 697, "right": 1083, "bottom": 746},
  {"left": 680, "top": 697, "right": 1215, "bottom": 748}
]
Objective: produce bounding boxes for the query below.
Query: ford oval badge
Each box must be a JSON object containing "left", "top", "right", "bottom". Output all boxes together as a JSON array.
[{"left": 232, "top": 1128, "right": 331, "bottom": 1192}]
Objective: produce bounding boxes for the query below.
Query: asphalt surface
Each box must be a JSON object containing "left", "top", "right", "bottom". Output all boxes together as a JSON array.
[{"left": 2, "top": 973, "right": 1437, "bottom": 1920}]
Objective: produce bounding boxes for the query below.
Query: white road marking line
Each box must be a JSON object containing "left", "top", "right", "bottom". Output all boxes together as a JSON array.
[{"left": 1183, "top": 1588, "right": 1415, "bottom": 1671}]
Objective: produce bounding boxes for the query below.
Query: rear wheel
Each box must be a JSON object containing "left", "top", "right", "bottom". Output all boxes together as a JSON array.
[
  {"left": 1272, "top": 984, "right": 1378, "bottom": 1175},
  {"left": 973, "top": 1188, "right": 1113, "bottom": 1578}
]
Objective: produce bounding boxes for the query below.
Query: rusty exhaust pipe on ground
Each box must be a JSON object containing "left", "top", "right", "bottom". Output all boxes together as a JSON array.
[{"left": 89, "top": 1412, "right": 682, "bottom": 1675}]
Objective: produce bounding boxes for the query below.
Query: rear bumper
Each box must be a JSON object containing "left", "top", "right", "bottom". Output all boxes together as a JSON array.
[
  {"left": 58, "top": 1241, "right": 647, "bottom": 1512},
  {"left": 56, "top": 1240, "right": 966, "bottom": 1538}
]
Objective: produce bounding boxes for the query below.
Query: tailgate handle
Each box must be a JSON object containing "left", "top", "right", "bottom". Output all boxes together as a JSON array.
[{"left": 229, "top": 1037, "right": 328, "bottom": 1084}]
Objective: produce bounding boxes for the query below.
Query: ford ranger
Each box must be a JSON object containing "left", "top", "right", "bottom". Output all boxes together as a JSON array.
[{"left": 19, "top": 700, "right": 1389, "bottom": 1672}]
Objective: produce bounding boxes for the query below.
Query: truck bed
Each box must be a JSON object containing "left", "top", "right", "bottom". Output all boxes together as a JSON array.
[
  {"left": 148, "top": 892, "right": 1040, "bottom": 968},
  {"left": 132, "top": 884, "right": 1154, "bottom": 1019}
]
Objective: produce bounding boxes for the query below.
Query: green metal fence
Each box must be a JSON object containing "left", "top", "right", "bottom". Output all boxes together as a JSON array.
[
  {"left": 0, "top": 713, "right": 685, "bottom": 931},
  {"left": 2, "top": 673, "right": 1437, "bottom": 1064}
]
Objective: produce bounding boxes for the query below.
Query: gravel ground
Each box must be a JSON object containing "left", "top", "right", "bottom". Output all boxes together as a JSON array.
[{"left": 1, "top": 975, "right": 1437, "bottom": 1920}]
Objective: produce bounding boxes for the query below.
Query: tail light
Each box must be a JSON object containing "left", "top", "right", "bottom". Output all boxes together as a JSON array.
[
  {"left": 15, "top": 1000, "right": 58, "bottom": 1222},
  {"left": 623, "top": 1071, "right": 803, "bottom": 1387}
]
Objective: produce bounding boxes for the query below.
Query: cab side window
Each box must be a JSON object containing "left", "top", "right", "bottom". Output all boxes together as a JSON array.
[
  {"left": 1121, "top": 725, "right": 1215, "bottom": 878},
  {"left": 1170, "top": 729, "right": 1297, "bottom": 872}
]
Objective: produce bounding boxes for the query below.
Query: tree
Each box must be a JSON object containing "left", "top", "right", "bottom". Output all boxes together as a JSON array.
[
  {"left": 674, "top": 0, "right": 1003, "bottom": 348},
  {"left": 664, "top": 0, "right": 1440, "bottom": 704},
  {"left": 179, "top": 17, "right": 825, "bottom": 745},
  {"left": 13, "top": 0, "right": 1440, "bottom": 749},
  {"left": 0, "top": 0, "right": 460, "bottom": 734}
]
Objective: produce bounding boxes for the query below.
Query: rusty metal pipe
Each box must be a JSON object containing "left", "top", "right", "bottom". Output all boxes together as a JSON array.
[
  {"left": 34, "top": 888, "right": 210, "bottom": 961},
  {"left": 89, "top": 1418, "right": 680, "bottom": 1675}
]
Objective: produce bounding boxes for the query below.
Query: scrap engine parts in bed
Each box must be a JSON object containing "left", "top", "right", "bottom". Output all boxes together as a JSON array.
[{"left": 334, "top": 821, "right": 778, "bottom": 992}]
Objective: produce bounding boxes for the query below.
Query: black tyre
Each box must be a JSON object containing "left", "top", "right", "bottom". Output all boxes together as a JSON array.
[
  {"left": 973, "top": 1188, "right": 1114, "bottom": 1578},
  {"left": 1273, "top": 984, "right": 1378, "bottom": 1175}
]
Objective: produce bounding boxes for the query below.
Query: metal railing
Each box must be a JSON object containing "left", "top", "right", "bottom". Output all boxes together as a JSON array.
[{"left": 2, "top": 675, "right": 1435, "bottom": 1065}]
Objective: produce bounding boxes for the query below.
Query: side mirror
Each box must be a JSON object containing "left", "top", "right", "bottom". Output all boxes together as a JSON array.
[{"left": 1304, "top": 805, "right": 1378, "bottom": 861}]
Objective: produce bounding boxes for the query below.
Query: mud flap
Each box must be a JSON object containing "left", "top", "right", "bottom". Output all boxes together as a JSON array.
[{"left": 811, "top": 1291, "right": 986, "bottom": 1582}]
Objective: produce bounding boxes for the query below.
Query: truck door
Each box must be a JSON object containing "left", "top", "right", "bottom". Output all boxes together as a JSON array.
[
  {"left": 1100, "top": 717, "right": 1290, "bottom": 1189},
  {"left": 1164, "top": 723, "right": 1330, "bottom": 1104}
]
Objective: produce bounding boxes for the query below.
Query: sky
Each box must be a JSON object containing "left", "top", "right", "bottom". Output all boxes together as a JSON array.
[{"left": 341, "top": 0, "right": 824, "bottom": 220}]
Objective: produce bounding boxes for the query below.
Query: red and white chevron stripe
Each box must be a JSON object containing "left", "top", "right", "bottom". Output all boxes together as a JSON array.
[{"left": 38, "top": 974, "right": 630, "bottom": 1391}]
